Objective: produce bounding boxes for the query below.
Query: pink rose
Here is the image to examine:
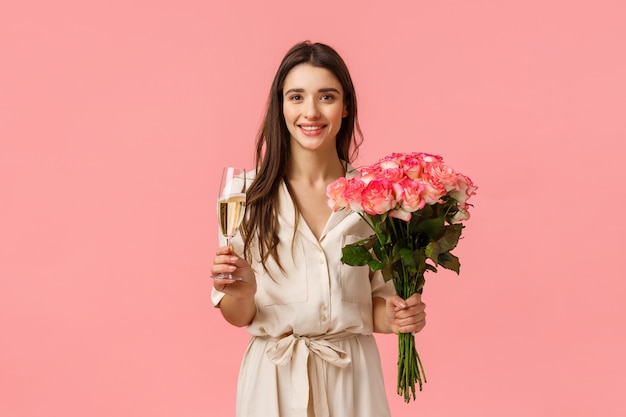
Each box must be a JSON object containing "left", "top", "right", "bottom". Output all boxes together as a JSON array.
[
  {"left": 426, "top": 162, "right": 458, "bottom": 192},
  {"left": 389, "top": 152, "right": 408, "bottom": 161},
  {"left": 344, "top": 178, "right": 366, "bottom": 212},
  {"left": 448, "top": 174, "right": 477, "bottom": 204},
  {"left": 451, "top": 203, "right": 471, "bottom": 223},
  {"left": 326, "top": 177, "right": 349, "bottom": 211},
  {"left": 359, "top": 164, "right": 382, "bottom": 184},
  {"left": 389, "top": 208, "right": 412, "bottom": 222},
  {"left": 416, "top": 152, "right": 443, "bottom": 164},
  {"left": 401, "top": 154, "right": 423, "bottom": 180},
  {"left": 378, "top": 155, "right": 401, "bottom": 170},
  {"left": 380, "top": 167, "right": 405, "bottom": 183},
  {"left": 361, "top": 178, "right": 396, "bottom": 215},
  {"left": 395, "top": 178, "right": 426, "bottom": 212},
  {"left": 417, "top": 173, "right": 447, "bottom": 205}
]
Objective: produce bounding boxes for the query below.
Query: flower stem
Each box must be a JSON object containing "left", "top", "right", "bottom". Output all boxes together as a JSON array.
[{"left": 397, "top": 332, "right": 426, "bottom": 402}]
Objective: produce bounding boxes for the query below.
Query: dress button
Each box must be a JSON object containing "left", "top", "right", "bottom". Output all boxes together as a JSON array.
[{"left": 320, "top": 304, "right": 328, "bottom": 321}]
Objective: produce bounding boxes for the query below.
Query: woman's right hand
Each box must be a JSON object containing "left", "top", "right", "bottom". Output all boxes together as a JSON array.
[{"left": 211, "top": 245, "right": 257, "bottom": 301}]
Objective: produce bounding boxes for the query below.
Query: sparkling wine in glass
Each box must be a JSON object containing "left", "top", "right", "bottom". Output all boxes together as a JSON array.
[{"left": 212, "top": 167, "right": 246, "bottom": 280}]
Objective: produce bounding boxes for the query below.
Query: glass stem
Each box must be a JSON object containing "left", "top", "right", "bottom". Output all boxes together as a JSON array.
[{"left": 225, "top": 236, "right": 232, "bottom": 278}]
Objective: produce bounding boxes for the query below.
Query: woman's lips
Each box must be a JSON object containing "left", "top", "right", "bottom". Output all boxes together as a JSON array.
[{"left": 298, "top": 124, "right": 326, "bottom": 136}]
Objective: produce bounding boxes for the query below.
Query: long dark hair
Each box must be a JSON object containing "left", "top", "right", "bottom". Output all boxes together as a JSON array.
[{"left": 241, "top": 41, "right": 363, "bottom": 271}]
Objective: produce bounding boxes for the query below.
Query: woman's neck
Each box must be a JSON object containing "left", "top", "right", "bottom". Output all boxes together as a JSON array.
[{"left": 286, "top": 152, "right": 346, "bottom": 186}]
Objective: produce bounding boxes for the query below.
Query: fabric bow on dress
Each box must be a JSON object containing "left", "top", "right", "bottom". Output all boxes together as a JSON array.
[{"left": 265, "top": 333, "right": 353, "bottom": 417}]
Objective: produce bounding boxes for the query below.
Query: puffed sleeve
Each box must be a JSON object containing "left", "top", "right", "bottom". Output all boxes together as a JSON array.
[
  {"left": 371, "top": 270, "right": 396, "bottom": 299},
  {"left": 211, "top": 287, "right": 225, "bottom": 307}
]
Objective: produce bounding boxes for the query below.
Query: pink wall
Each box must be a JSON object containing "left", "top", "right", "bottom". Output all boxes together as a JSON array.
[{"left": 2, "top": 1, "right": 625, "bottom": 416}]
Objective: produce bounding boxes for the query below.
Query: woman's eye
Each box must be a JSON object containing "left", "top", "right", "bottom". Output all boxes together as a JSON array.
[
  {"left": 320, "top": 94, "right": 335, "bottom": 101},
  {"left": 289, "top": 94, "right": 302, "bottom": 101}
]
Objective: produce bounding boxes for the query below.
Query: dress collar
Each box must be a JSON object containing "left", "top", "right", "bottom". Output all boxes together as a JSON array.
[{"left": 277, "top": 164, "right": 357, "bottom": 243}]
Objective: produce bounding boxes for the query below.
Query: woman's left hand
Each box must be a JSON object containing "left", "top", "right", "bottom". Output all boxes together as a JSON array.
[{"left": 385, "top": 293, "right": 427, "bottom": 334}]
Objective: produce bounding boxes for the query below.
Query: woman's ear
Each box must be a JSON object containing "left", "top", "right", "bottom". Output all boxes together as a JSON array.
[{"left": 343, "top": 105, "right": 349, "bottom": 118}]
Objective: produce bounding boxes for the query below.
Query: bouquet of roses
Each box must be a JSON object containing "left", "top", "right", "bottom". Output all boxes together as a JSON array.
[{"left": 326, "top": 152, "right": 477, "bottom": 402}]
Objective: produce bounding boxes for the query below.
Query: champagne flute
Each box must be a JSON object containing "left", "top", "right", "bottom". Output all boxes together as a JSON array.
[{"left": 211, "top": 167, "right": 246, "bottom": 280}]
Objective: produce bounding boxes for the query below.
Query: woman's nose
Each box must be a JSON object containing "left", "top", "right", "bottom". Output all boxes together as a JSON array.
[{"left": 303, "top": 100, "right": 320, "bottom": 119}]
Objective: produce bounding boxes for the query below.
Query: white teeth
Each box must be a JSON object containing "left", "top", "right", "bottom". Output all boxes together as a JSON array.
[{"left": 300, "top": 125, "right": 323, "bottom": 131}]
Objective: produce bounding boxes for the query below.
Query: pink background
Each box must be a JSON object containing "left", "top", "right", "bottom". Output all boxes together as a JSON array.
[{"left": 2, "top": 1, "right": 625, "bottom": 416}]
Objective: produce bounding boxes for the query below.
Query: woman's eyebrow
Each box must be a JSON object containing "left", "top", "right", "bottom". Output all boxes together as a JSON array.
[
  {"left": 319, "top": 87, "right": 342, "bottom": 94},
  {"left": 284, "top": 87, "right": 342, "bottom": 95},
  {"left": 284, "top": 88, "right": 305, "bottom": 95}
]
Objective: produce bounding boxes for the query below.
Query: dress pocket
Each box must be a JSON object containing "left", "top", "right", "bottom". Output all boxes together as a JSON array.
[{"left": 339, "top": 234, "right": 374, "bottom": 303}]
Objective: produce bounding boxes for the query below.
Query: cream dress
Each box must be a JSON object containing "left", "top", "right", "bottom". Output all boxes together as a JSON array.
[{"left": 212, "top": 172, "right": 395, "bottom": 417}]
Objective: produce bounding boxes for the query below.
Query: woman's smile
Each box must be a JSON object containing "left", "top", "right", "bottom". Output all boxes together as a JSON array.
[{"left": 298, "top": 123, "right": 327, "bottom": 136}]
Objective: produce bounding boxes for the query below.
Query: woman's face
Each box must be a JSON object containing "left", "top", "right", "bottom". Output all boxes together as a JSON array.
[{"left": 282, "top": 63, "right": 348, "bottom": 155}]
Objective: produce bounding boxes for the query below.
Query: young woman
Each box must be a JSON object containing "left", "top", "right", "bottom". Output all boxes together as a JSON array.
[{"left": 211, "top": 41, "right": 426, "bottom": 417}]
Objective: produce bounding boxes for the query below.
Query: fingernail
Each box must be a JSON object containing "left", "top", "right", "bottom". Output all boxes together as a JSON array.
[{"left": 230, "top": 257, "right": 238, "bottom": 263}]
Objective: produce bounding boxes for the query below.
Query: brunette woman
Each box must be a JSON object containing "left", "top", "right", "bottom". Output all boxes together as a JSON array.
[{"left": 211, "top": 41, "right": 426, "bottom": 417}]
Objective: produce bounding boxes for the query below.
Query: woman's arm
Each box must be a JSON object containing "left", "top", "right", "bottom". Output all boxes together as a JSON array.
[
  {"left": 218, "top": 292, "right": 256, "bottom": 327},
  {"left": 211, "top": 245, "right": 257, "bottom": 327}
]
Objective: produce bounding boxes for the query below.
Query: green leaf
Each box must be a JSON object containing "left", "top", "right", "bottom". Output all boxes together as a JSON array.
[
  {"left": 412, "top": 248, "right": 426, "bottom": 267},
  {"left": 379, "top": 231, "right": 392, "bottom": 246},
  {"left": 349, "top": 235, "right": 376, "bottom": 249},
  {"left": 438, "top": 252, "right": 461, "bottom": 274},
  {"left": 425, "top": 242, "right": 441, "bottom": 265},
  {"left": 367, "top": 259, "right": 386, "bottom": 271},
  {"left": 409, "top": 205, "right": 431, "bottom": 233},
  {"left": 341, "top": 244, "right": 373, "bottom": 266},
  {"left": 415, "top": 216, "right": 445, "bottom": 240},
  {"left": 372, "top": 239, "right": 387, "bottom": 263},
  {"left": 436, "top": 224, "right": 464, "bottom": 253},
  {"left": 399, "top": 247, "right": 416, "bottom": 267}
]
